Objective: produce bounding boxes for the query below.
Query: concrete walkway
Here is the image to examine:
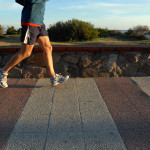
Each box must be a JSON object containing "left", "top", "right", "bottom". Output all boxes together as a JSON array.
[{"left": 0, "top": 77, "right": 150, "bottom": 150}]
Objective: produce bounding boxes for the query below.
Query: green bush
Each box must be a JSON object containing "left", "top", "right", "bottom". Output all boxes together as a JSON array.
[
  {"left": 125, "top": 25, "right": 149, "bottom": 40},
  {"left": 98, "top": 28, "right": 109, "bottom": 37},
  {"left": 6, "top": 26, "right": 17, "bottom": 35},
  {"left": 17, "top": 28, "right": 21, "bottom": 34},
  {"left": 108, "top": 30, "right": 123, "bottom": 37},
  {"left": 0, "top": 25, "right": 4, "bottom": 36},
  {"left": 47, "top": 19, "right": 99, "bottom": 41}
]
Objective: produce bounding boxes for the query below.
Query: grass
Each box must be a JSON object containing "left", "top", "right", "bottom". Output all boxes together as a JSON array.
[{"left": 0, "top": 34, "right": 150, "bottom": 46}]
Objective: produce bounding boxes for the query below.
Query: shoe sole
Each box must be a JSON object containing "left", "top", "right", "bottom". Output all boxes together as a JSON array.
[
  {"left": 52, "top": 76, "right": 69, "bottom": 87},
  {"left": 0, "top": 82, "right": 8, "bottom": 88}
]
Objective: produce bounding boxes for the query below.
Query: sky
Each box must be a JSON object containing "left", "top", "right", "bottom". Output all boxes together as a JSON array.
[{"left": 0, "top": 0, "right": 150, "bottom": 30}]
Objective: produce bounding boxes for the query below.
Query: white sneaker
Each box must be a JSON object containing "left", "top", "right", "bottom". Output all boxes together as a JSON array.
[
  {"left": 0, "top": 68, "right": 8, "bottom": 88},
  {"left": 51, "top": 73, "right": 69, "bottom": 86}
]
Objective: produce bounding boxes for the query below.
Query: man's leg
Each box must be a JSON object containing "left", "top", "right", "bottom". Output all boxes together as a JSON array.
[
  {"left": 37, "top": 36, "right": 69, "bottom": 86},
  {"left": 36, "top": 36, "right": 55, "bottom": 77},
  {"left": 3, "top": 43, "right": 34, "bottom": 73},
  {"left": 0, "top": 43, "right": 34, "bottom": 88}
]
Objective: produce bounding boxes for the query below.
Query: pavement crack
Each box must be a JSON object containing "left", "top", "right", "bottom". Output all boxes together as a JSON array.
[
  {"left": 75, "top": 79, "right": 87, "bottom": 150},
  {"left": 42, "top": 89, "right": 56, "bottom": 150}
]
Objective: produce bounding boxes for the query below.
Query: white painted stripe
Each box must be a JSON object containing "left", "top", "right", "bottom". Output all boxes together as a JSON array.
[
  {"left": 23, "top": 26, "right": 30, "bottom": 44},
  {"left": 131, "top": 77, "right": 150, "bottom": 96}
]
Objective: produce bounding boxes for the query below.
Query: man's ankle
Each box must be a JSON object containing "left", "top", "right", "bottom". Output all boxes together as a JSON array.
[{"left": 1, "top": 69, "right": 8, "bottom": 75}]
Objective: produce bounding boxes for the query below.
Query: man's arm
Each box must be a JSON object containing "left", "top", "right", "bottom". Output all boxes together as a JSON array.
[
  {"left": 29, "top": 0, "right": 49, "bottom": 4},
  {"left": 15, "top": 0, "right": 25, "bottom": 6}
]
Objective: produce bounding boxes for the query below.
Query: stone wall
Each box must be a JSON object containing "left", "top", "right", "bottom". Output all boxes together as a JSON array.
[{"left": 0, "top": 50, "right": 150, "bottom": 78}]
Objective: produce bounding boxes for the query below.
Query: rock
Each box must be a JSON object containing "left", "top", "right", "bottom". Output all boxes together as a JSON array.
[
  {"left": 68, "top": 64, "right": 79, "bottom": 77},
  {"left": 8, "top": 67, "right": 23, "bottom": 78},
  {"left": 115, "top": 66, "right": 122, "bottom": 77},
  {"left": 124, "top": 63, "right": 138, "bottom": 76},
  {"left": 147, "top": 60, "right": 150, "bottom": 66},
  {"left": 52, "top": 53, "right": 61, "bottom": 64},
  {"left": 28, "top": 52, "right": 46, "bottom": 67},
  {"left": 143, "top": 65, "right": 150, "bottom": 75},
  {"left": 99, "top": 72, "right": 110, "bottom": 77},
  {"left": 79, "top": 55, "right": 91, "bottom": 68},
  {"left": 139, "top": 59, "right": 147, "bottom": 67},
  {"left": 92, "top": 59, "right": 102, "bottom": 66},
  {"left": 23, "top": 65, "right": 47, "bottom": 78},
  {"left": 92, "top": 59, "right": 106, "bottom": 69},
  {"left": 0, "top": 55, "right": 2, "bottom": 66},
  {"left": 135, "top": 72, "right": 148, "bottom": 77},
  {"left": 143, "top": 53, "right": 150, "bottom": 60},
  {"left": 107, "top": 54, "right": 118, "bottom": 73},
  {"left": 2, "top": 54, "right": 12, "bottom": 65},
  {"left": 139, "top": 54, "right": 150, "bottom": 67},
  {"left": 81, "top": 68, "right": 99, "bottom": 77},
  {"left": 118, "top": 56, "right": 138, "bottom": 76},
  {"left": 63, "top": 55, "right": 80, "bottom": 64},
  {"left": 121, "top": 52, "right": 141, "bottom": 63}
]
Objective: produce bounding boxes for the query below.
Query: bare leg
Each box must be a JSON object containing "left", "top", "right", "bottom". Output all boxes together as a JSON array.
[
  {"left": 37, "top": 36, "right": 55, "bottom": 77},
  {"left": 3, "top": 43, "right": 34, "bottom": 73}
]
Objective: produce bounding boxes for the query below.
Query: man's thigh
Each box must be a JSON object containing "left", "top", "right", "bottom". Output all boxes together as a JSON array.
[
  {"left": 37, "top": 36, "right": 52, "bottom": 51},
  {"left": 20, "top": 26, "right": 39, "bottom": 45}
]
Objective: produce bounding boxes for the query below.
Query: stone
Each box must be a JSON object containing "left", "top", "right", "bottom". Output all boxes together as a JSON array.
[
  {"left": 68, "top": 64, "right": 79, "bottom": 77},
  {"left": 81, "top": 68, "right": 99, "bottom": 77},
  {"left": 143, "top": 65, "right": 150, "bottom": 75},
  {"left": 63, "top": 55, "right": 80, "bottom": 64},
  {"left": 27, "top": 52, "right": 46, "bottom": 67},
  {"left": 99, "top": 72, "right": 110, "bottom": 77},
  {"left": 0, "top": 55, "right": 2, "bottom": 66},
  {"left": 143, "top": 53, "right": 150, "bottom": 60},
  {"left": 107, "top": 54, "right": 118, "bottom": 73},
  {"left": 139, "top": 59, "right": 147, "bottom": 67},
  {"left": 79, "top": 55, "right": 91, "bottom": 68},
  {"left": 147, "top": 60, "right": 150, "bottom": 66},
  {"left": 2, "top": 54, "right": 12, "bottom": 65},
  {"left": 8, "top": 67, "right": 23, "bottom": 78},
  {"left": 22, "top": 65, "right": 47, "bottom": 78},
  {"left": 92, "top": 59, "right": 103, "bottom": 66},
  {"left": 92, "top": 58, "right": 106, "bottom": 69},
  {"left": 124, "top": 63, "right": 138, "bottom": 76},
  {"left": 135, "top": 72, "right": 148, "bottom": 77},
  {"left": 139, "top": 57, "right": 150, "bottom": 67},
  {"left": 121, "top": 52, "right": 141, "bottom": 63},
  {"left": 52, "top": 53, "right": 61, "bottom": 64},
  {"left": 118, "top": 55, "right": 138, "bottom": 76}
]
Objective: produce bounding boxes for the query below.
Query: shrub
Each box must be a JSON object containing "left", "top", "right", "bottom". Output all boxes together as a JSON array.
[
  {"left": 98, "top": 28, "right": 109, "bottom": 37},
  {"left": 17, "top": 28, "right": 21, "bottom": 34},
  {"left": 125, "top": 25, "right": 149, "bottom": 40},
  {"left": 6, "top": 26, "right": 17, "bottom": 35},
  {"left": 47, "top": 19, "right": 99, "bottom": 41},
  {"left": 0, "top": 25, "right": 4, "bottom": 36},
  {"left": 108, "top": 30, "right": 123, "bottom": 37}
]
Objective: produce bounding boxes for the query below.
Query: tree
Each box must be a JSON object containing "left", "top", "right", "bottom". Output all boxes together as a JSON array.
[
  {"left": 108, "top": 30, "right": 122, "bottom": 37},
  {"left": 126, "top": 25, "right": 149, "bottom": 40},
  {"left": 98, "top": 28, "right": 109, "bottom": 37},
  {"left": 17, "top": 28, "right": 21, "bottom": 34},
  {"left": 6, "top": 26, "right": 17, "bottom": 35},
  {"left": 0, "top": 25, "right": 4, "bottom": 36},
  {"left": 47, "top": 19, "right": 99, "bottom": 41}
]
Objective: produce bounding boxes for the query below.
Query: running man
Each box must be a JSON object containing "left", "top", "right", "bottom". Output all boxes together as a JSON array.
[{"left": 0, "top": 0, "right": 69, "bottom": 88}]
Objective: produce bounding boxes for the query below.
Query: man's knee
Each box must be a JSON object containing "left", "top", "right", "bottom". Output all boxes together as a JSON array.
[
  {"left": 19, "top": 50, "right": 32, "bottom": 59},
  {"left": 44, "top": 44, "right": 53, "bottom": 55}
]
